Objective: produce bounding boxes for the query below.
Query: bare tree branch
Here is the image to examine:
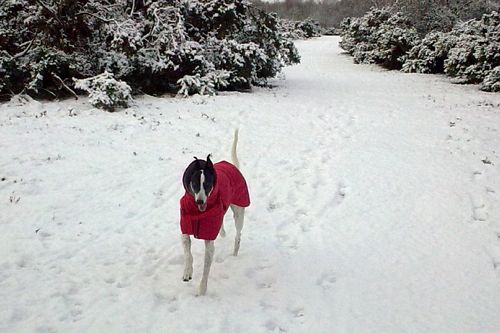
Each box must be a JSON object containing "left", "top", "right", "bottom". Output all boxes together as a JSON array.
[
  {"left": 75, "top": 11, "right": 112, "bottom": 23},
  {"left": 14, "top": 34, "right": 38, "bottom": 59},
  {"left": 42, "top": 88, "right": 57, "bottom": 98},
  {"left": 36, "top": 0, "right": 63, "bottom": 25},
  {"left": 130, "top": 0, "right": 136, "bottom": 16},
  {"left": 51, "top": 72, "right": 79, "bottom": 100},
  {"left": 1, "top": 50, "right": 14, "bottom": 59}
]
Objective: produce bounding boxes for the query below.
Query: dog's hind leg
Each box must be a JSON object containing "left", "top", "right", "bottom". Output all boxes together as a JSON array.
[
  {"left": 181, "top": 234, "right": 193, "bottom": 281},
  {"left": 219, "top": 223, "right": 226, "bottom": 238},
  {"left": 231, "top": 205, "right": 245, "bottom": 256},
  {"left": 199, "top": 240, "right": 215, "bottom": 296}
]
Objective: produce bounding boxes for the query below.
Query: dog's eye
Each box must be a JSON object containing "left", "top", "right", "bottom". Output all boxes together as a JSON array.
[
  {"left": 191, "top": 182, "right": 200, "bottom": 192},
  {"left": 203, "top": 182, "right": 212, "bottom": 192}
]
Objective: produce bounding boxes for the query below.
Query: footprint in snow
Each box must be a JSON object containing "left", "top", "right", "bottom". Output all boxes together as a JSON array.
[
  {"left": 275, "top": 231, "right": 299, "bottom": 251},
  {"left": 287, "top": 304, "right": 306, "bottom": 323},
  {"left": 469, "top": 171, "right": 489, "bottom": 222},
  {"left": 265, "top": 320, "right": 286, "bottom": 333},
  {"left": 316, "top": 181, "right": 347, "bottom": 218},
  {"left": 316, "top": 272, "right": 337, "bottom": 291},
  {"left": 154, "top": 293, "right": 178, "bottom": 312},
  {"left": 267, "top": 201, "right": 283, "bottom": 212},
  {"left": 257, "top": 279, "right": 274, "bottom": 289},
  {"left": 472, "top": 170, "right": 482, "bottom": 180},
  {"left": 470, "top": 194, "right": 488, "bottom": 222},
  {"left": 334, "top": 181, "right": 347, "bottom": 205}
]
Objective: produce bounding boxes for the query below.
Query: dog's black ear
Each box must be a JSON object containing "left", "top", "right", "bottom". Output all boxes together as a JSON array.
[
  {"left": 193, "top": 156, "right": 198, "bottom": 160},
  {"left": 206, "top": 154, "right": 213, "bottom": 169}
]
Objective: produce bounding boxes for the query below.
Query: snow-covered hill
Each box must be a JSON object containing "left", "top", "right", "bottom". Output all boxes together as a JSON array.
[{"left": 1, "top": 36, "right": 499, "bottom": 333}]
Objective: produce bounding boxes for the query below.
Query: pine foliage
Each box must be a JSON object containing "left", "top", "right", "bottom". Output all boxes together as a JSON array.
[
  {"left": 340, "top": 6, "right": 499, "bottom": 92},
  {"left": 480, "top": 66, "right": 500, "bottom": 92},
  {"left": 340, "top": 8, "right": 419, "bottom": 69},
  {"left": 444, "top": 11, "right": 500, "bottom": 87},
  {"left": 279, "top": 18, "right": 322, "bottom": 39},
  {"left": 0, "top": 0, "right": 300, "bottom": 101},
  {"left": 74, "top": 71, "right": 132, "bottom": 111},
  {"left": 402, "top": 31, "right": 459, "bottom": 74}
]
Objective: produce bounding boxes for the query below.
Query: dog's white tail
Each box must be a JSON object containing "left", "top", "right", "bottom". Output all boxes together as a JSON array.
[
  {"left": 231, "top": 129, "right": 240, "bottom": 169},
  {"left": 219, "top": 129, "right": 239, "bottom": 239}
]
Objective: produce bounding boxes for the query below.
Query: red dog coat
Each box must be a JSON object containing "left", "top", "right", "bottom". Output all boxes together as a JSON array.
[{"left": 180, "top": 161, "right": 250, "bottom": 240}]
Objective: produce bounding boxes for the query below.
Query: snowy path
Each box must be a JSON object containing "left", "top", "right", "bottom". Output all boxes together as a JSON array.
[{"left": 1, "top": 36, "right": 500, "bottom": 332}]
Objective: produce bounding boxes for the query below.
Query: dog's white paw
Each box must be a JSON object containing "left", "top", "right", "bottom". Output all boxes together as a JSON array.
[
  {"left": 182, "top": 266, "right": 193, "bottom": 282},
  {"left": 233, "top": 237, "right": 241, "bottom": 256}
]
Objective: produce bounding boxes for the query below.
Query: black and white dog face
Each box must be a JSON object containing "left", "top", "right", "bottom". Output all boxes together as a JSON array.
[{"left": 183, "top": 155, "right": 216, "bottom": 212}]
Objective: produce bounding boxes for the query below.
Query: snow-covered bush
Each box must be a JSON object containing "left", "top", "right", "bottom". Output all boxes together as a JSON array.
[
  {"left": 396, "top": 0, "right": 495, "bottom": 35},
  {"left": 0, "top": 55, "right": 13, "bottom": 96},
  {"left": 323, "top": 27, "right": 341, "bottom": 36},
  {"left": 341, "top": 7, "right": 498, "bottom": 91},
  {"left": 480, "top": 66, "right": 500, "bottom": 92},
  {"left": 339, "top": 12, "right": 373, "bottom": 55},
  {"left": 296, "top": 19, "right": 322, "bottom": 38},
  {"left": 401, "top": 11, "right": 499, "bottom": 91},
  {"left": 0, "top": 0, "right": 300, "bottom": 99},
  {"left": 0, "top": 0, "right": 93, "bottom": 98},
  {"left": 402, "top": 31, "right": 459, "bottom": 74},
  {"left": 340, "top": 8, "right": 419, "bottom": 69},
  {"left": 444, "top": 11, "right": 500, "bottom": 85},
  {"left": 74, "top": 72, "right": 132, "bottom": 111},
  {"left": 395, "top": 0, "right": 456, "bottom": 34},
  {"left": 371, "top": 12, "right": 420, "bottom": 69},
  {"left": 279, "top": 18, "right": 322, "bottom": 39},
  {"left": 177, "top": 70, "right": 230, "bottom": 96}
]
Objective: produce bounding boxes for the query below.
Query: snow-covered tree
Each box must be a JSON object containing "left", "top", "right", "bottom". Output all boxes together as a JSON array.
[
  {"left": 0, "top": 0, "right": 300, "bottom": 100},
  {"left": 340, "top": 8, "right": 418, "bottom": 69},
  {"left": 0, "top": 0, "right": 94, "bottom": 98},
  {"left": 444, "top": 11, "right": 500, "bottom": 86},
  {"left": 480, "top": 66, "right": 500, "bottom": 92},
  {"left": 296, "top": 18, "right": 322, "bottom": 38},
  {"left": 371, "top": 12, "right": 420, "bottom": 69},
  {"left": 340, "top": 5, "right": 498, "bottom": 91},
  {"left": 395, "top": 0, "right": 456, "bottom": 33},
  {"left": 339, "top": 9, "right": 390, "bottom": 58},
  {"left": 279, "top": 18, "right": 322, "bottom": 39},
  {"left": 74, "top": 71, "right": 132, "bottom": 111},
  {"left": 402, "top": 31, "right": 459, "bottom": 73}
]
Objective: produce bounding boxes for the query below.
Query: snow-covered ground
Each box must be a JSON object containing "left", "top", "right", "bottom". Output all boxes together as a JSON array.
[{"left": 1, "top": 36, "right": 500, "bottom": 333}]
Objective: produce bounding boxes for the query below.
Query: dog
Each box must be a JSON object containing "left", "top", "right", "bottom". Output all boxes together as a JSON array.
[{"left": 180, "top": 129, "right": 250, "bottom": 295}]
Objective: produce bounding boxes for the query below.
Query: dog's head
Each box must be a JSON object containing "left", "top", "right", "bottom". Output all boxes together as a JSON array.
[{"left": 182, "top": 154, "right": 216, "bottom": 212}]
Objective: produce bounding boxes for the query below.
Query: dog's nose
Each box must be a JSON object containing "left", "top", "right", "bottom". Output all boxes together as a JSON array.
[{"left": 196, "top": 199, "right": 204, "bottom": 205}]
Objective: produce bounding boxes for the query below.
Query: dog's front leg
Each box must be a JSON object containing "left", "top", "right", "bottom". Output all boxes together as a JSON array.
[
  {"left": 198, "top": 240, "right": 215, "bottom": 296},
  {"left": 181, "top": 234, "right": 193, "bottom": 281}
]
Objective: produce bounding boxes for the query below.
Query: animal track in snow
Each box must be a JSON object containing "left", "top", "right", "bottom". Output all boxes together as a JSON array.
[
  {"left": 448, "top": 115, "right": 500, "bottom": 275},
  {"left": 264, "top": 320, "right": 286, "bottom": 333},
  {"left": 316, "top": 272, "right": 337, "bottom": 291},
  {"left": 316, "top": 181, "right": 348, "bottom": 219},
  {"left": 469, "top": 193, "right": 488, "bottom": 222},
  {"left": 472, "top": 170, "right": 482, "bottom": 180},
  {"left": 276, "top": 230, "right": 299, "bottom": 251},
  {"left": 468, "top": 166, "right": 500, "bottom": 275},
  {"left": 288, "top": 305, "right": 305, "bottom": 319},
  {"left": 334, "top": 182, "right": 347, "bottom": 205}
]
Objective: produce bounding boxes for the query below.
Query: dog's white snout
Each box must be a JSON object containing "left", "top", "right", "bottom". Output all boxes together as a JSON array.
[
  {"left": 195, "top": 193, "right": 208, "bottom": 212},
  {"left": 194, "top": 191, "right": 207, "bottom": 203}
]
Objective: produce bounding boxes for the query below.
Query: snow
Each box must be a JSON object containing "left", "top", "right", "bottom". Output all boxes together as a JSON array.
[{"left": 1, "top": 36, "right": 500, "bottom": 332}]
